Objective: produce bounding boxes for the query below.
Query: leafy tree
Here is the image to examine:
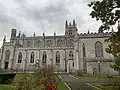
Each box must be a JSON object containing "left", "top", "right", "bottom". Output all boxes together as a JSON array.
[
  {"left": 33, "top": 60, "right": 59, "bottom": 89},
  {"left": 15, "top": 62, "right": 59, "bottom": 90},
  {"left": 88, "top": 0, "right": 120, "bottom": 75},
  {"left": 33, "top": 59, "right": 59, "bottom": 83},
  {"left": 105, "top": 30, "right": 120, "bottom": 75},
  {"left": 15, "top": 74, "right": 35, "bottom": 90},
  {"left": 88, "top": 0, "right": 120, "bottom": 32}
]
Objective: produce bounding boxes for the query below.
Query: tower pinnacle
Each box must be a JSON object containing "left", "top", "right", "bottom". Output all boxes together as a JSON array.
[
  {"left": 87, "top": 29, "right": 90, "bottom": 34},
  {"left": 73, "top": 19, "right": 76, "bottom": 26},
  {"left": 65, "top": 20, "right": 68, "bottom": 29},
  {"left": 33, "top": 32, "right": 35, "bottom": 37},
  {"left": 54, "top": 32, "right": 56, "bottom": 36},
  {"left": 18, "top": 31, "right": 21, "bottom": 37}
]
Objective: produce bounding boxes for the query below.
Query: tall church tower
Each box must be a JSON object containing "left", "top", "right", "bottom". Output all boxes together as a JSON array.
[
  {"left": 65, "top": 20, "right": 78, "bottom": 36},
  {"left": 64, "top": 20, "right": 79, "bottom": 72},
  {"left": 10, "top": 29, "right": 17, "bottom": 43}
]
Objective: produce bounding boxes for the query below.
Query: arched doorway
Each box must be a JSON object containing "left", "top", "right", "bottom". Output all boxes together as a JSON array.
[
  {"left": 4, "top": 62, "right": 9, "bottom": 69},
  {"left": 93, "top": 68, "right": 97, "bottom": 75}
]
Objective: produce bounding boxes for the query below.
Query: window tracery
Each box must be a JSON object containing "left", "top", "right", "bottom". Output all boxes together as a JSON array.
[
  {"left": 69, "top": 51, "right": 74, "bottom": 60},
  {"left": 56, "top": 51, "right": 60, "bottom": 64},
  {"left": 42, "top": 51, "right": 47, "bottom": 63},
  {"left": 30, "top": 52, "right": 34, "bottom": 63},
  {"left": 18, "top": 52, "right": 22, "bottom": 63},
  {"left": 95, "top": 41, "right": 103, "bottom": 57}
]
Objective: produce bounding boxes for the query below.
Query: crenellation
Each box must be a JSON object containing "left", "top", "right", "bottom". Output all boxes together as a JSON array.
[
  {"left": 78, "top": 31, "right": 113, "bottom": 39},
  {"left": 91, "top": 32, "right": 93, "bottom": 34},
  {"left": 105, "top": 32, "right": 109, "bottom": 34},
  {"left": 80, "top": 33, "right": 83, "bottom": 35},
  {"left": 5, "top": 42, "right": 13, "bottom": 45},
  {"left": 93, "top": 32, "right": 97, "bottom": 35}
]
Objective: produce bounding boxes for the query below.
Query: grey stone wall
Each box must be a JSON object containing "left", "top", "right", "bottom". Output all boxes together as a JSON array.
[{"left": 86, "top": 61, "right": 118, "bottom": 75}]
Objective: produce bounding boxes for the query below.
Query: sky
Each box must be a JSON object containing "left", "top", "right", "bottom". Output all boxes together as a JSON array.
[{"left": 0, "top": 0, "right": 108, "bottom": 47}]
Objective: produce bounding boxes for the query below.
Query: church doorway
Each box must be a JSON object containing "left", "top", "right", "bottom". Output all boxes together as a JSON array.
[
  {"left": 4, "top": 62, "right": 9, "bottom": 69},
  {"left": 93, "top": 68, "right": 97, "bottom": 75}
]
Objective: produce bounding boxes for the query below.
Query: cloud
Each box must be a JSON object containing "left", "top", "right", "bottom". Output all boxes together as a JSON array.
[
  {"left": 14, "top": 0, "right": 75, "bottom": 33},
  {"left": 0, "top": 0, "right": 102, "bottom": 47},
  {"left": 13, "top": 0, "right": 86, "bottom": 36}
]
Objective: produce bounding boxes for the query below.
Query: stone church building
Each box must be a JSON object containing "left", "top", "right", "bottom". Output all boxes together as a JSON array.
[{"left": 0, "top": 20, "right": 118, "bottom": 75}]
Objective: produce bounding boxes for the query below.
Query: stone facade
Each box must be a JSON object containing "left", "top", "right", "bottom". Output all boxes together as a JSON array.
[{"left": 0, "top": 20, "right": 118, "bottom": 75}]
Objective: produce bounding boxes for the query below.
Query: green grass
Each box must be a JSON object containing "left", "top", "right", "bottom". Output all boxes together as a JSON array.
[
  {"left": 92, "top": 83, "right": 120, "bottom": 90},
  {"left": 0, "top": 83, "right": 69, "bottom": 90},
  {"left": 15, "top": 73, "right": 34, "bottom": 78},
  {"left": 113, "top": 75, "right": 120, "bottom": 78},
  {"left": 0, "top": 84, "right": 15, "bottom": 90},
  {"left": 0, "top": 73, "right": 69, "bottom": 90},
  {"left": 72, "top": 73, "right": 108, "bottom": 80},
  {"left": 90, "top": 76, "right": 120, "bottom": 90},
  {"left": 56, "top": 82, "right": 69, "bottom": 90}
]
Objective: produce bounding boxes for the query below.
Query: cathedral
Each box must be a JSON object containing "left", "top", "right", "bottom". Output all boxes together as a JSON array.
[{"left": 0, "top": 20, "right": 118, "bottom": 75}]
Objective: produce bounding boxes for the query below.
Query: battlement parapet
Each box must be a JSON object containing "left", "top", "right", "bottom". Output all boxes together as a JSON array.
[
  {"left": 79, "top": 32, "right": 112, "bottom": 38},
  {"left": 4, "top": 42, "right": 14, "bottom": 46}
]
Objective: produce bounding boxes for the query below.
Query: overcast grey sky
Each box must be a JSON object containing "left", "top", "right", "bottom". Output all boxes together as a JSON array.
[{"left": 0, "top": 0, "right": 104, "bottom": 47}]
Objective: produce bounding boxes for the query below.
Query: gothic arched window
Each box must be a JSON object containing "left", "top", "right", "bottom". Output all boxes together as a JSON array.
[
  {"left": 30, "top": 52, "right": 34, "bottom": 63},
  {"left": 82, "top": 43, "right": 86, "bottom": 57},
  {"left": 69, "top": 51, "right": 74, "bottom": 60},
  {"left": 73, "top": 62, "right": 74, "bottom": 67},
  {"left": 57, "top": 40, "right": 63, "bottom": 47},
  {"left": 42, "top": 51, "right": 47, "bottom": 63},
  {"left": 36, "top": 40, "right": 41, "bottom": 47},
  {"left": 18, "top": 52, "right": 22, "bottom": 63},
  {"left": 16, "top": 40, "right": 22, "bottom": 47},
  {"left": 47, "top": 40, "right": 52, "bottom": 47},
  {"left": 95, "top": 41, "right": 103, "bottom": 57},
  {"left": 56, "top": 51, "right": 60, "bottom": 64},
  {"left": 28, "top": 41, "right": 32, "bottom": 47},
  {"left": 5, "top": 50, "right": 10, "bottom": 60}
]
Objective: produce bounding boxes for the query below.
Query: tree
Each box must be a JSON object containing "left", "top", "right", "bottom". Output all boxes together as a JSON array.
[
  {"left": 105, "top": 30, "right": 120, "bottom": 75},
  {"left": 88, "top": 0, "right": 120, "bottom": 32},
  {"left": 88, "top": 0, "right": 120, "bottom": 75},
  {"left": 34, "top": 65, "right": 59, "bottom": 84},
  {"left": 33, "top": 60, "right": 59, "bottom": 90},
  {"left": 15, "top": 60, "right": 59, "bottom": 90},
  {"left": 15, "top": 74, "right": 35, "bottom": 90}
]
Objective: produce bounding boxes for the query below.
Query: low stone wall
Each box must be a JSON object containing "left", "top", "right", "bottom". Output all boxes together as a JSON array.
[{"left": 86, "top": 61, "right": 118, "bottom": 75}]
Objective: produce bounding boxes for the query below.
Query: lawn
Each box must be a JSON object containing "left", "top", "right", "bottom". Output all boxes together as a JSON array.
[
  {"left": 14, "top": 73, "right": 69, "bottom": 90},
  {"left": 71, "top": 73, "right": 109, "bottom": 81},
  {"left": 56, "top": 83, "right": 69, "bottom": 90},
  {"left": 0, "top": 83, "right": 69, "bottom": 90},
  {"left": 90, "top": 76, "right": 120, "bottom": 90},
  {"left": 0, "top": 84, "right": 15, "bottom": 90},
  {"left": 92, "top": 83, "right": 120, "bottom": 90}
]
